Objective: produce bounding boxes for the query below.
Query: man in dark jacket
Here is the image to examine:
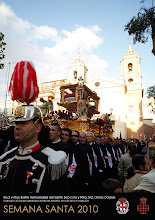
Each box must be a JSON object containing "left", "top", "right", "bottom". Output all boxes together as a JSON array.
[
  {"left": 64, "top": 130, "right": 89, "bottom": 193},
  {"left": 0, "top": 126, "right": 18, "bottom": 155},
  {"left": 48, "top": 123, "right": 69, "bottom": 154}
]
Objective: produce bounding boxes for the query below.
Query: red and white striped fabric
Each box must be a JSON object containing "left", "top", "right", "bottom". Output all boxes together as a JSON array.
[{"left": 8, "top": 61, "right": 39, "bottom": 103}]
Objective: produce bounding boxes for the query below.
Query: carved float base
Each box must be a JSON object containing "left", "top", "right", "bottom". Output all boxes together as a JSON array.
[{"left": 44, "top": 119, "right": 112, "bottom": 137}]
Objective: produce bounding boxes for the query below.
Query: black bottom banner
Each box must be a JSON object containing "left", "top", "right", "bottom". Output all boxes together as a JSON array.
[{"left": 0, "top": 192, "right": 155, "bottom": 216}]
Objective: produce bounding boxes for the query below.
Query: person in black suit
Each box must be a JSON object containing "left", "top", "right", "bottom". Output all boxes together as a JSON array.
[
  {"left": 61, "top": 129, "right": 89, "bottom": 193},
  {"left": 48, "top": 123, "right": 69, "bottom": 154},
  {"left": 0, "top": 126, "right": 19, "bottom": 155}
]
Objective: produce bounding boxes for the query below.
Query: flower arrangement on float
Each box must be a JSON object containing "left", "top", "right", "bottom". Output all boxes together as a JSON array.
[
  {"left": 93, "top": 114, "right": 112, "bottom": 131},
  {"left": 43, "top": 110, "right": 78, "bottom": 121}
]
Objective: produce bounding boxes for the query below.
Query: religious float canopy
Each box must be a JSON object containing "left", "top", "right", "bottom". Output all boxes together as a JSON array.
[{"left": 43, "top": 77, "right": 113, "bottom": 137}]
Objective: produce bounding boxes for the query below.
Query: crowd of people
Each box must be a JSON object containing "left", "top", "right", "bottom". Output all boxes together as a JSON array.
[{"left": 0, "top": 120, "right": 155, "bottom": 194}]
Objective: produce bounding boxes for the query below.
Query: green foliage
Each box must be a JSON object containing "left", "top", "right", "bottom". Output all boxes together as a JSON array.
[
  {"left": 125, "top": 6, "right": 155, "bottom": 44},
  {"left": 125, "top": 0, "right": 155, "bottom": 55},
  {"left": 147, "top": 85, "right": 155, "bottom": 98},
  {"left": 0, "top": 32, "right": 7, "bottom": 69}
]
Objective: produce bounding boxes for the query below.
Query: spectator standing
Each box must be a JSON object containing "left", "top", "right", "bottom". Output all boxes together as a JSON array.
[
  {"left": 123, "top": 154, "right": 150, "bottom": 192},
  {"left": 134, "top": 146, "right": 155, "bottom": 193},
  {"left": 118, "top": 142, "right": 138, "bottom": 184}
]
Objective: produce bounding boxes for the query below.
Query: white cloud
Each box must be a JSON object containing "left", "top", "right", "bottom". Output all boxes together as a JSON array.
[
  {"left": 36, "top": 26, "right": 107, "bottom": 82},
  {"left": 0, "top": 2, "right": 31, "bottom": 32},
  {"left": 61, "top": 26, "right": 103, "bottom": 52},
  {"left": 0, "top": 2, "right": 14, "bottom": 25},
  {"left": 33, "top": 25, "right": 60, "bottom": 42},
  {"left": 0, "top": 2, "right": 108, "bottom": 102},
  {"left": 85, "top": 54, "right": 108, "bottom": 80}
]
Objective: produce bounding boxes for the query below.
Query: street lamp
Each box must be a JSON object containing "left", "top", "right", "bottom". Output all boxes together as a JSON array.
[{"left": 78, "top": 76, "right": 84, "bottom": 117}]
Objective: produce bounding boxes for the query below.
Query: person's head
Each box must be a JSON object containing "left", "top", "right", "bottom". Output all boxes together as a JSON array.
[
  {"left": 13, "top": 105, "right": 42, "bottom": 147},
  {"left": 100, "top": 136, "right": 105, "bottom": 144},
  {"left": 127, "top": 142, "right": 138, "bottom": 157},
  {"left": 61, "top": 127, "right": 72, "bottom": 144},
  {"left": 86, "top": 131, "right": 94, "bottom": 144},
  {"left": 79, "top": 131, "right": 87, "bottom": 144},
  {"left": 95, "top": 135, "right": 102, "bottom": 144},
  {"left": 102, "top": 178, "right": 122, "bottom": 193},
  {"left": 133, "top": 138, "right": 139, "bottom": 143},
  {"left": 104, "top": 136, "right": 110, "bottom": 144},
  {"left": 148, "top": 147, "right": 155, "bottom": 168},
  {"left": 49, "top": 123, "right": 61, "bottom": 142},
  {"left": 132, "top": 154, "right": 150, "bottom": 172},
  {"left": 40, "top": 97, "right": 45, "bottom": 102},
  {"left": 71, "top": 130, "right": 79, "bottom": 144}
]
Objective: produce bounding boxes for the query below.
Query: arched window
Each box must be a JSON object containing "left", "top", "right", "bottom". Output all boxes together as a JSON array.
[
  {"left": 74, "top": 71, "right": 77, "bottom": 79},
  {"left": 128, "top": 105, "right": 134, "bottom": 113},
  {"left": 128, "top": 63, "right": 133, "bottom": 72}
]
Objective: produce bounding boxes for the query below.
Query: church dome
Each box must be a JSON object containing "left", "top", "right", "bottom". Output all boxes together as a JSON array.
[
  {"left": 122, "top": 43, "right": 140, "bottom": 59},
  {"left": 121, "top": 44, "right": 140, "bottom": 64},
  {"left": 69, "top": 51, "right": 88, "bottom": 71},
  {"left": 71, "top": 52, "right": 85, "bottom": 66}
]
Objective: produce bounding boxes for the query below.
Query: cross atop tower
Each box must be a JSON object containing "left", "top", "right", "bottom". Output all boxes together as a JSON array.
[
  {"left": 77, "top": 47, "right": 80, "bottom": 58},
  {"left": 129, "top": 42, "right": 132, "bottom": 52}
]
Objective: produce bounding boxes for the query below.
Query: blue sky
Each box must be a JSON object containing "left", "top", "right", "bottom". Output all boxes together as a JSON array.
[{"left": 0, "top": 0, "right": 154, "bottom": 102}]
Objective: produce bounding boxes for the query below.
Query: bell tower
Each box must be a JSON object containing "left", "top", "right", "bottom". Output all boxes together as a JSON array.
[
  {"left": 121, "top": 44, "right": 144, "bottom": 139},
  {"left": 121, "top": 43, "right": 141, "bottom": 81},
  {"left": 69, "top": 51, "right": 88, "bottom": 84}
]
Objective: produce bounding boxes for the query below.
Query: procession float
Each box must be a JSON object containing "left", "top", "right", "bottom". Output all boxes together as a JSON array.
[{"left": 43, "top": 76, "right": 113, "bottom": 137}]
